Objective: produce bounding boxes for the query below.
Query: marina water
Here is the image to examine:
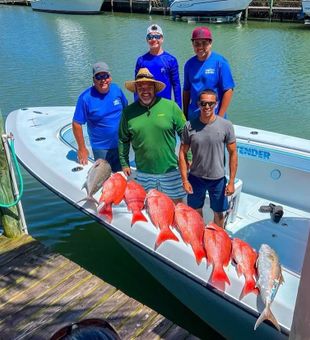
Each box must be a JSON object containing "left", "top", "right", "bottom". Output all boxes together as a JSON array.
[{"left": 1, "top": 5, "right": 310, "bottom": 338}]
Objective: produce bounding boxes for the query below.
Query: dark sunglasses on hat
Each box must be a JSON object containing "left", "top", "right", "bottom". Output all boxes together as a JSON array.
[
  {"left": 199, "top": 101, "right": 216, "bottom": 108},
  {"left": 146, "top": 33, "right": 162, "bottom": 40},
  {"left": 94, "top": 73, "right": 110, "bottom": 81}
]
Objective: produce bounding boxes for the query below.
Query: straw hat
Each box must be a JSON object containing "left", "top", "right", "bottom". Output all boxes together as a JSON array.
[{"left": 125, "top": 68, "right": 166, "bottom": 93}]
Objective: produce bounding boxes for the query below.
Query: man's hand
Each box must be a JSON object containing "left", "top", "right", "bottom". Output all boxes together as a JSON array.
[
  {"left": 225, "top": 181, "right": 235, "bottom": 196},
  {"left": 183, "top": 180, "right": 193, "bottom": 194},
  {"left": 77, "top": 147, "right": 89, "bottom": 165},
  {"left": 122, "top": 167, "right": 131, "bottom": 177}
]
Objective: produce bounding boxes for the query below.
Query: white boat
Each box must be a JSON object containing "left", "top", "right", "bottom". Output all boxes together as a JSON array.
[
  {"left": 30, "top": 0, "right": 104, "bottom": 14},
  {"left": 302, "top": 0, "right": 310, "bottom": 24},
  {"left": 169, "top": 0, "right": 252, "bottom": 19},
  {"left": 5, "top": 107, "right": 310, "bottom": 339}
]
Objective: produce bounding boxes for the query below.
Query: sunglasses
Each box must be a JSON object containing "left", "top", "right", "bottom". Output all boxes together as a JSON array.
[
  {"left": 199, "top": 101, "right": 216, "bottom": 108},
  {"left": 146, "top": 34, "right": 162, "bottom": 40},
  {"left": 94, "top": 73, "right": 110, "bottom": 81},
  {"left": 50, "top": 318, "right": 120, "bottom": 340}
]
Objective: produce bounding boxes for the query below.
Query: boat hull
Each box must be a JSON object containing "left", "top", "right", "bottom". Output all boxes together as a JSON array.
[
  {"left": 115, "top": 233, "right": 288, "bottom": 339},
  {"left": 302, "top": 0, "right": 310, "bottom": 20},
  {"left": 170, "top": 0, "right": 251, "bottom": 16},
  {"left": 31, "top": 0, "right": 104, "bottom": 13}
]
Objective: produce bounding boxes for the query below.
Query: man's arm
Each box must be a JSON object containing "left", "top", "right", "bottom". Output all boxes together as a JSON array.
[
  {"left": 170, "top": 59, "right": 182, "bottom": 109},
  {"left": 183, "top": 90, "right": 190, "bottom": 120},
  {"left": 72, "top": 121, "right": 89, "bottom": 165},
  {"left": 225, "top": 141, "right": 238, "bottom": 196},
  {"left": 218, "top": 89, "right": 233, "bottom": 118},
  {"left": 178, "top": 143, "right": 193, "bottom": 194},
  {"left": 118, "top": 113, "right": 131, "bottom": 177}
]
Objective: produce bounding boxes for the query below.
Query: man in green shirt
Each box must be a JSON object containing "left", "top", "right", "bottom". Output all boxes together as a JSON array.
[{"left": 119, "top": 68, "right": 186, "bottom": 202}]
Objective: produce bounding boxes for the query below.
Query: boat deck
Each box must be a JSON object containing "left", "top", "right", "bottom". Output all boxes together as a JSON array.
[{"left": 0, "top": 235, "right": 200, "bottom": 339}]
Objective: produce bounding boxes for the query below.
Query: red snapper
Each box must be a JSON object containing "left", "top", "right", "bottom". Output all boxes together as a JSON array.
[
  {"left": 203, "top": 223, "right": 232, "bottom": 286},
  {"left": 231, "top": 238, "right": 258, "bottom": 299},
  {"left": 145, "top": 189, "right": 178, "bottom": 249},
  {"left": 174, "top": 203, "right": 206, "bottom": 264},
  {"left": 124, "top": 180, "right": 148, "bottom": 226},
  {"left": 97, "top": 173, "right": 127, "bottom": 222}
]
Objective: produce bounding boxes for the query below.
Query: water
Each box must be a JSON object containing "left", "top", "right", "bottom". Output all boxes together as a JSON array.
[{"left": 1, "top": 5, "right": 310, "bottom": 338}]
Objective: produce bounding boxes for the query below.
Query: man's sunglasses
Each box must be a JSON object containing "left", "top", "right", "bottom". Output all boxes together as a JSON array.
[
  {"left": 94, "top": 73, "right": 110, "bottom": 81},
  {"left": 199, "top": 101, "right": 216, "bottom": 108},
  {"left": 50, "top": 318, "right": 120, "bottom": 340},
  {"left": 146, "top": 34, "right": 162, "bottom": 40}
]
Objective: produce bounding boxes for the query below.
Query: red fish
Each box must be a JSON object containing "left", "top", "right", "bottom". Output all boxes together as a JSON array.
[
  {"left": 203, "top": 223, "right": 232, "bottom": 286},
  {"left": 174, "top": 203, "right": 206, "bottom": 265},
  {"left": 97, "top": 173, "right": 127, "bottom": 222},
  {"left": 124, "top": 180, "right": 148, "bottom": 226},
  {"left": 231, "top": 238, "right": 258, "bottom": 299},
  {"left": 145, "top": 189, "right": 178, "bottom": 249}
]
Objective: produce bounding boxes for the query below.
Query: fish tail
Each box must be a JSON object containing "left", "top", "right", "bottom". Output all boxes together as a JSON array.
[
  {"left": 192, "top": 244, "right": 206, "bottom": 265},
  {"left": 240, "top": 277, "right": 258, "bottom": 299},
  {"left": 254, "top": 305, "right": 280, "bottom": 331},
  {"left": 131, "top": 210, "right": 148, "bottom": 226},
  {"left": 155, "top": 227, "right": 179, "bottom": 249},
  {"left": 98, "top": 203, "right": 113, "bottom": 222},
  {"left": 211, "top": 265, "right": 231, "bottom": 285}
]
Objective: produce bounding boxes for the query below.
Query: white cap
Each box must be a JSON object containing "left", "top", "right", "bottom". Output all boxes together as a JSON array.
[{"left": 146, "top": 24, "right": 163, "bottom": 36}]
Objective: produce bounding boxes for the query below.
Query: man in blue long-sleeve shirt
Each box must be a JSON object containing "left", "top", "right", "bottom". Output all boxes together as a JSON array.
[{"left": 135, "top": 24, "right": 182, "bottom": 108}]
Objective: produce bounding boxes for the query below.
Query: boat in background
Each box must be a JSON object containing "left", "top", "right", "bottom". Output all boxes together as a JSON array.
[
  {"left": 5, "top": 107, "right": 310, "bottom": 339},
  {"left": 170, "top": 0, "right": 252, "bottom": 22},
  {"left": 30, "top": 0, "right": 104, "bottom": 14},
  {"left": 302, "top": 0, "right": 310, "bottom": 23}
]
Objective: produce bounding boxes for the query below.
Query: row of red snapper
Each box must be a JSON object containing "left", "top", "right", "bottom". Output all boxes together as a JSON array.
[
  {"left": 96, "top": 173, "right": 257, "bottom": 296},
  {"left": 81, "top": 161, "right": 284, "bottom": 332}
]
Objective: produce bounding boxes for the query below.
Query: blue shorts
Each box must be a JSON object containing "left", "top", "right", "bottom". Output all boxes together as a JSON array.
[
  {"left": 136, "top": 169, "right": 186, "bottom": 200},
  {"left": 92, "top": 148, "right": 122, "bottom": 173},
  {"left": 187, "top": 174, "right": 228, "bottom": 212}
]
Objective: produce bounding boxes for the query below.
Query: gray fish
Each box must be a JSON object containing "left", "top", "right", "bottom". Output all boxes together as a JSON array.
[
  {"left": 77, "top": 159, "right": 111, "bottom": 205},
  {"left": 254, "top": 244, "right": 284, "bottom": 331}
]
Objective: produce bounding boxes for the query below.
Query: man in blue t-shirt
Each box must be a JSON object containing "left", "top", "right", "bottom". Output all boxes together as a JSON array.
[
  {"left": 72, "top": 61, "right": 128, "bottom": 171},
  {"left": 183, "top": 26, "right": 235, "bottom": 120},
  {"left": 135, "top": 24, "right": 182, "bottom": 109}
]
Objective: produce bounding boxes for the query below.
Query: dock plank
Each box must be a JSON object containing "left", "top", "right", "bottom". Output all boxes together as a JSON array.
[
  {"left": 117, "top": 305, "right": 158, "bottom": 339},
  {"left": 0, "top": 235, "right": 200, "bottom": 339},
  {"left": 24, "top": 280, "right": 116, "bottom": 339},
  {"left": 136, "top": 313, "right": 174, "bottom": 339}
]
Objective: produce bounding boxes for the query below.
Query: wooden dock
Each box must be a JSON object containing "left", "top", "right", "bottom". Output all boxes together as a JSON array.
[{"left": 0, "top": 234, "right": 200, "bottom": 339}]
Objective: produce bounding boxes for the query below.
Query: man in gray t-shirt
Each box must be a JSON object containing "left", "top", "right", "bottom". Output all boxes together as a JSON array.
[{"left": 179, "top": 89, "right": 238, "bottom": 228}]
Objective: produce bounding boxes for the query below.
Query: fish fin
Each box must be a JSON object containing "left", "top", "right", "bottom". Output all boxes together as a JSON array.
[
  {"left": 236, "top": 263, "right": 243, "bottom": 277},
  {"left": 155, "top": 227, "right": 179, "bottom": 249},
  {"left": 81, "top": 181, "right": 87, "bottom": 191},
  {"left": 280, "top": 272, "right": 285, "bottom": 284},
  {"left": 97, "top": 203, "right": 113, "bottom": 222},
  {"left": 76, "top": 196, "right": 99, "bottom": 206},
  {"left": 240, "top": 277, "right": 258, "bottom": 299},
  {"left": 131, "top": 211, "right": 148, "bottom": 226},
  {"left": 192, "top": 244, "right": 206, "bottom": 265},
  {"left": 254, "top": 305, "right": 280, "bottom": 331},
  {"left": 211, "top": 265, "right": 230, "bottom": 286}
]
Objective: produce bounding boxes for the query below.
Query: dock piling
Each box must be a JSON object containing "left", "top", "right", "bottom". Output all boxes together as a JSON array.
[{"left": 0, "top": 110, "right": 25, "bottom": 238}]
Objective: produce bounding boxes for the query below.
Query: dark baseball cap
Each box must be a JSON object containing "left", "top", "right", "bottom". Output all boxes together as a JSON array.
[{"left": 191, "top": 27, "right": 212, "bottom": 41}]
